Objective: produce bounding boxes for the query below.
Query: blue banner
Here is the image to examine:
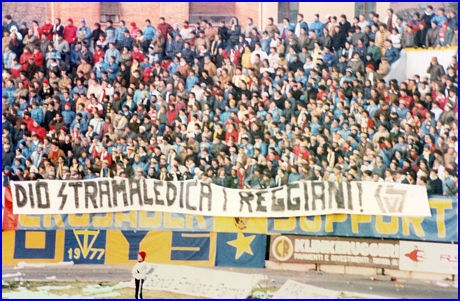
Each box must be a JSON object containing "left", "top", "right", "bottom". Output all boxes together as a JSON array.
[
  {"left": 171, "top": 232, "right": 211, "bottom": 261},
  {"left": 268, "top": 197, "right": 457, "bottom": 243},
  {"left": 13, "top": 230, "right": 57, "bottom": 259},
  {"left": 215, "top": 233, "right": 267, "bottom": 268},
  {"left": 64, "top": 229, "right": 107, "bottom": 264}
]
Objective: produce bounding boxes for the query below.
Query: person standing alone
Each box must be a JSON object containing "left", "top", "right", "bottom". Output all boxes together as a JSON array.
[{"left": 132, "top": 251, "right": 147, "bottom": 299}]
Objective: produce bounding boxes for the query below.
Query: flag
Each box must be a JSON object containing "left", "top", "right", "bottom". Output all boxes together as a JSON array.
[{"left": 215, "top": 232, "right": 266, "bottom": 268}]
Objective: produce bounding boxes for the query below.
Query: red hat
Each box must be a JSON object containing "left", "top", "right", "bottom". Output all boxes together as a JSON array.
[
  {"left": 65, "top": 103, "right": 72, "bottom": 108},
  {"left": 43, "top": 79, "right": 49, "bottom": 84},
  {"left": 67, "top": 18, "right": 73, "bottom": 23},
  {"left": 138, "top": 251, "right": 146, "bottom": 260},
  {"left": 61, "top": 126, "right": 67, "bottom": 132},
  {"left": 443, "top": 21, "right": 449, "bottom": 26},
  {"left": 148, "top": 145, "right": 154, "bottom": 151},
  {"left": 366, "top": 64, "right": 374, "bottom": 70},
  {"left": 50, "top": 125, "right": 56, "bottom": 130},
  {"left": 130, "top": 22, "right": 136, "bottom": 27},
  {"left": 419, "top": 21, "right": 426, "bottom": 26}
]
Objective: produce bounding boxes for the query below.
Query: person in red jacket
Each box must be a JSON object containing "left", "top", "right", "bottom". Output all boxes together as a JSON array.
[
  {"left": 10, "top": 58, "right": 23, "bottom": 79},
  {"left": 225, "top": 123, "right": 239, "bottom": 143},
  {"left": 412, "top": 102, "right": 428, "bottom": 120},
  {"left": 292, "top": 140, "right": 310, "bottom": 162},
  {"left": 32, "top": 47, "right": 45, "bottom": 68},
  {"left": 19, "top": 48, "right": 33, "bottom": 69},
  {"left": 131, "top": 44, "right": 144, "bottom": 63},
  {"left": 41, "top": 18, "right": 53, "bottom": 41},
  {"left": 157, "top": 17, "right": 173, "bottom": 39},
  {"left": 93, "top": 45, "right": 105, "bottom": 65},
  {"left": 130, "top": 22, "right": 140, "bottom": 39},
  {"left": 63, "top": 18, "right": 77, "bottom": 47},
  {"left": 167, "top": 103, "right": 177, "bottom": 125},
  {"left": 142, "top": 64, "right": 153, "bottom": 82},
  {"left": 28, "top": 119, "right": 46, "bottom": 141}
]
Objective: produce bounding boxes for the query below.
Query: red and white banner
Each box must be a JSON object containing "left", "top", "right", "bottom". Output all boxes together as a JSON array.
[{"left": 399, "top": 241, "right": 458, "bottom": 275}]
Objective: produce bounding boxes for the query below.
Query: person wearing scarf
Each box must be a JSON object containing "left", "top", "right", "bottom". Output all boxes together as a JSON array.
[{"left": 51, "top": 18, "right": 64, "bottom": 43}]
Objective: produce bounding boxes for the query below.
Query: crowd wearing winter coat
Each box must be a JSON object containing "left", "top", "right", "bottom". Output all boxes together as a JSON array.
[{"left": 1, "top": 9, "right": 458, "bottom": 196}]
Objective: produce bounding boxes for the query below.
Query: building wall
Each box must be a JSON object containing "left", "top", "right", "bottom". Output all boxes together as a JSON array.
[
  {"left": 119, "top": 2, "right": 161, "bottom": 27},
  {"left": 46, "top": 2, "right": 188, "bottom": 29},
  {"left": 259, "top": 2, "right": 392, "bottom": 31},
  {"left": 2, "top": 2, "right": 47, "bottom": 28},
  {"left": 235, "top": 2, "right": 260, "bottom": 29},
  {"left": 29, "top": 2, "right": 433, "bottom": 32}
]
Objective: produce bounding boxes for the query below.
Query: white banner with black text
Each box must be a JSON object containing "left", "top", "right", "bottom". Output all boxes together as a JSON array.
[{"left": 10, "top": 179, "right": 431, "bottom": 217}]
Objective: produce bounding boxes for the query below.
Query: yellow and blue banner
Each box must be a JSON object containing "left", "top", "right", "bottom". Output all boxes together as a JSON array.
[
  {"left": 15, "top": 197, "right": 457, "bottom": 243},
  {"left": 268, "top": 197, "right": 457, "bottom": 243},
  {"left": 3, "top": 229, "right": 269, "bottom": 267},
  {"left": 215, "top": 232, "right": 267, "bottom": 268}
]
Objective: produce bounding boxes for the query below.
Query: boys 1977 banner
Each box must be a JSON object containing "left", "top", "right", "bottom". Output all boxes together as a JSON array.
[{"left": 11, "top": 179, "right": 431, "bottom": 218}]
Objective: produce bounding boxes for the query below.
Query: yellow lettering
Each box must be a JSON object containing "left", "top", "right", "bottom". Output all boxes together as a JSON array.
[
  {"left": 19, "top": 215, "right": 40, "bottom": 227},
  {"left": 351, "top": 215, "right": 372, "bottom": 233},
  {"left": 93, "top": 213, "right": 114, "bottom": 228},
  {"left": 164, "top": 212, "right": 184, "bottom": 229},
  {"left": 68, "top": 214, "right": 90, "bottom": 227},
  {"left": 186, "top": 214, "right": 207, "bottom": 229},
  {"left": 114, "top": 211, "right": 137, "bottom": 228},
  {"left": 299, "top": 216, "right": 321, "bottom": 232},
  {"left": 402, "top": 217, "right": 425, "bottom": 237},
  {"left": 139, "top": 211, "right": 162, "bottom": 228},
  {"left": 429, "top": 198, "right": 452, "bottom": 238},
  {"left": 325, "top": 214, "right": 348, "bottom": 232},
  {"left": 273, "top": 217, "right": 296, "bottom": 231},
  {"left": 375, "top": 216, "right": 399, "bottom": 234},
  {"left": 42, "top": 215, "right": 65, "bottom": 228}
]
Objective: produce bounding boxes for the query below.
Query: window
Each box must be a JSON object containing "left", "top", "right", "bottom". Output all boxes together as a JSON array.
[
  {"left": 189, "top": 2, "right": 235, "bottom": 24},
  {"left": 100, "top": 2, "right": 120, "bottom": 23},
  {"left": 278, "top": 3, "right": 299, "bottom": 24},
  {"left": 355, "top": 2, "right": 376, "bottom": 18}
]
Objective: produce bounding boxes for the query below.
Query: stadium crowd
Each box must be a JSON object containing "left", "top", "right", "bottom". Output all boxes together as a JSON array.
[{"left": 1, "top": 5, "right": 458, "bottom": 196}]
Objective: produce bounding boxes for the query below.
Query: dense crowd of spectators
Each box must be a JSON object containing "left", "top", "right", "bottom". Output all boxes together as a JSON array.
[{"left": 1, "top": 6, "right": 458, "bottom": 196}]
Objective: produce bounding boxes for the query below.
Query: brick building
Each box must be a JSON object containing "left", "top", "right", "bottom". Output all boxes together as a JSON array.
[
  {"left": 42, "top": 2, "right": 395, "bottom": 30},
  {"left": 3, "top": 2, "right": 454, "bottom": 31}
]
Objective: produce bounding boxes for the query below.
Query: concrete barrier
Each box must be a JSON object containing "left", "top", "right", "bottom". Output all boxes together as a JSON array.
[
  {"left": 384, "top": 46, "right": 458, "bottom": 83},
  {"left": 266, "top": 261, "right": 453, "bottom": 280}
]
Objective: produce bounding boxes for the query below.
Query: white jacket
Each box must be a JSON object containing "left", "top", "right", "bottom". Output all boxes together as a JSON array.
[{"left": 132, "top": 261, "right": 148, "bottom": 280}]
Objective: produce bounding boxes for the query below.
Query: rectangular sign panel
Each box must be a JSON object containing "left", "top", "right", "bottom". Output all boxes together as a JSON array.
[
  {"left": 269, "top": 235, "right": 400, "bottom": 269},
  {"left": 399, "top": 241, "right": 458, "bottom": 275}
]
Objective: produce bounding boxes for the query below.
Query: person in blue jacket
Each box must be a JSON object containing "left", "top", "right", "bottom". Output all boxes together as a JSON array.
[
  {"left": 279, "top": 18, "right": 294, "bottom": 40},
  {"left": 93, "top": 55, "right": 108, "bottom": 79},
  {"left": 105, "top": 42, "right": 120, "bottom": 64},
  {"left": 294, "top": 13, "right": 309, "bottom": 37},
  {"left": 106, "top": 56, "right": 119, "bottom": 83},
  {"left": 383, "top": 39, "right": 400, "bottom": 65},
  {"left": 104, "top": 20, "right": 116, "bottom": 45},
  {"left": 76, "top": 19, "right": 92, "bottom": 46},
  {"left": 115, "top": 20, "right": 128, "bottom": 49},
  {"left": 431, "top": 8, "right": 448, "bottom": 28},
  {"left": 143, "top": 19, "right": 157, "bottom": 44},
  {"left": 61, "top": 103, "right": 76, "bottom": 127},
  {"left": 119, "top": 29, "right": 134, "bottom": 51},
  {"left": 310, "top": 14, "right": 324, "bottom": 37},
  {"left": 227, "top": 17, "right": 241, "bottom": 51},
  {"left": 322, "top": 45, "right": 337, "bottom": 67},
  {"left": 31, "top": 101, "right": 44, "bottom": 125}
]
